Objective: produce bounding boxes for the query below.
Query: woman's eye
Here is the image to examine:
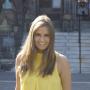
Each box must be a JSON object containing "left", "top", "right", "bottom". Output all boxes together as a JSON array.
[
  {"left": 35, "top": 33, "right": 40, "bottom": 37},
  {"left": 34, "top": 33, "right": 50, "bottom": 38},
  {"left": 44, "top": 34, "right": 49, "bottom": 37}
]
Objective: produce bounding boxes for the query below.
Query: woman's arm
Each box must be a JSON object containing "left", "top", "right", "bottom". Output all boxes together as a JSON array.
[
  {"left": 15, "top": 55, "right": 21, "bottom": 90},
  {"left": 15, "top": 69, "right": 20, "bottom": 90},
  {"left": 56, "top": 53, "right": 72, "bottom": 90}
]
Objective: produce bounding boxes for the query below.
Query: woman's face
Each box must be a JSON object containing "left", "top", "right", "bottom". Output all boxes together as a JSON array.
[{"left": 34, "top": 26, "right": 50, "bottom": 52}]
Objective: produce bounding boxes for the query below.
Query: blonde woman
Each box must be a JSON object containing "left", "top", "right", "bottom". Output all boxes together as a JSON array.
[{"left": 15, "top": 15, "right": 72, "bottom": 90}]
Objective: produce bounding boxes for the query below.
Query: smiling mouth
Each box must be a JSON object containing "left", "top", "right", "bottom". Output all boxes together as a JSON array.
[
  {"left": 39, "top": 43, "right": 46, "bottom": 45},
  {"left": 39, "top": 44, "right": 46, "bottom": 46}
]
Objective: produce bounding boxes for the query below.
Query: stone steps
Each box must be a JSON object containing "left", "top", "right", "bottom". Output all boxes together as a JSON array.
[{"left": 55, "top": 32, "right": 90, "bottom": 73}]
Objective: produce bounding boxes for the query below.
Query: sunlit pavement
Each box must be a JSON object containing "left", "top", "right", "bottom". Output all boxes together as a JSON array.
[{"left": 0, "top": 72, "right": 90, "bottom": 90}]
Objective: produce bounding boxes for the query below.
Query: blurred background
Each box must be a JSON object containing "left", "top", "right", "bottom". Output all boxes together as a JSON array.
[{"left": 0, "top": 0, "right": 90, "bottom": 90}]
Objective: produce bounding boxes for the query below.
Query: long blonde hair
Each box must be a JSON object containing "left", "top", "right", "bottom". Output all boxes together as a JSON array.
[{"left": 17, "top": 15, "right": 56, "bottom": 77}]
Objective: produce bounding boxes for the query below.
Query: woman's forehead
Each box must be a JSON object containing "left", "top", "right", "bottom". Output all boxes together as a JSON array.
[{"left": 35, "top": 26, "right": 50, "bottom": 34}]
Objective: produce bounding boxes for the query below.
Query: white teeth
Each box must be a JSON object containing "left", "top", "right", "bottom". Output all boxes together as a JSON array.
[
  {"left": 39, "top": 43, "right": 45, "bottom": 44},
  {"left": 40, "top": 44, "right": 45, "bottom": 45}
]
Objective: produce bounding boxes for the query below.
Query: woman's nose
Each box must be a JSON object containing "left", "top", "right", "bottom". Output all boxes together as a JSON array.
[{"left": 40, "top": 36, "right": 45, "bottom": 42}]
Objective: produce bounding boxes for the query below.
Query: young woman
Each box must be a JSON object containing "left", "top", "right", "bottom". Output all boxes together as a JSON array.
[{"left": 15, "top": 15, "right": 72, "bottom": 90}]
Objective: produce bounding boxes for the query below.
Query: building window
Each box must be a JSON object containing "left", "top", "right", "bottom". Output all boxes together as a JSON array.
[
  {"left": 39, "top": 0, "right": 61, "bottom": 9},
  {"left": 39, "top": 0, "right": 52, "bottom": 8},
  {"left": 52, "top": 0, "right": 61, "bottom": 8},
  {"left": 2, "top": 0, "right": 14, "bottom": 10}
]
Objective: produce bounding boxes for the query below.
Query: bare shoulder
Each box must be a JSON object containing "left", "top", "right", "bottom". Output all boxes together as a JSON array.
[
  {"left": 55, "top": 51, "right": 68, "bottom": 63},
  {"left": 15, "top": 52, "right": 22, "bottom": 70},
  {"left": 55, "top": 51, "right": 70, "bottom": 74}
]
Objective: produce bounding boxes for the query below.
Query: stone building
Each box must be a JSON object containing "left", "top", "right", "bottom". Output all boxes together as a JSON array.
[{"left": 0, "top": 0, "right": 90, "bottom": 73}]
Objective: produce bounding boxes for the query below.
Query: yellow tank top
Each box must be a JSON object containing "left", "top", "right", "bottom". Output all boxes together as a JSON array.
[{"left": 20, "top": 53, "right": 63, "bottom": 90}]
